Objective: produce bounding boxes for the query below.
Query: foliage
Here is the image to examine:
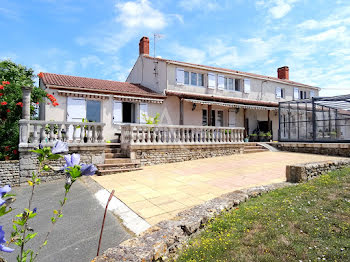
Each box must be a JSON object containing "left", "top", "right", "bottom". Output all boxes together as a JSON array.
[
  {"left": 0, "top": 141, "right": 97, "bottom": 261},
  {"left": 0, "top": 60, "right": 48, "bottom": 160},
  {"left": 266, "top": 131, "right": 272, "bottom": 137},
  {"left": 142, "top": 113, "right": 160, "bottom": 125},
  {"left": 175, "top": 168, "right": 350, "bottom": 262}
]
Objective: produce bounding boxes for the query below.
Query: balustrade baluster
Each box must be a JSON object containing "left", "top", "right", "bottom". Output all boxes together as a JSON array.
[
  {"left": 57, "top": 124, "right": 62, "bottom": 141},
  {"left": 33, "top": 124, "right": 39, "bottom": 143}
]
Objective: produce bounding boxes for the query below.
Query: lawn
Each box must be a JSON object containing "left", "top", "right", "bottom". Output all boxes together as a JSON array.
[{"left": 175, "top": 167, "right": 350, "bottom": 262}]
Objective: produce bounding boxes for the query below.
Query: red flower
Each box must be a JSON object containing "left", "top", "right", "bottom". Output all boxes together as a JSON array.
[
  {"left": 16, "top": 102, "right": 23, "bottom": 107},
  {"left": 36, "top": 102, "right": 39, "bottom": 105},
  {"left": 13, "top": 149, "right": 18, "bottom": 155},
  {"left": 0, "top": 93, "right": 3, "bottom": 96},
  {"left": 6, "top": 109, "right": 10, "bottom": 113},
  {"left": 1, "top": 101, "right": 7, "bottom": 105},
  {"left": 52, "top": 102, "right": 59, "bottom": 107},
  {"left": 38, "top": 72, "right": 44, "bottom": 78},
  {"left": 4, "top": 146, "right": 10, "bottom": 151},
  {"left": 0, "top": 85, "right": 3, "bottom": 90}
]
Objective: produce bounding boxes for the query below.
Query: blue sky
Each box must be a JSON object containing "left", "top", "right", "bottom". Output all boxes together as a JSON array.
[{"left": 1, "top": 0, "right": 349, "bottom": 96}]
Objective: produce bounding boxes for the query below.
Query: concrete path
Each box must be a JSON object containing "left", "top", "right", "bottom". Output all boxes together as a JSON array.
[
  {"left": 93, "top": 151, "right": 343, "bottom": 227},
  {"left": 1, "top": 179, "right": 131, "bottom": 262}
]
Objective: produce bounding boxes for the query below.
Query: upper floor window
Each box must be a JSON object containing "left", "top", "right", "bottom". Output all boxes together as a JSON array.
[
  {"left": 176, "top": 68, "right": 204, "bottom": 87},
  {"left": 224, "top": 77, "right": 235, "bottom": 91},
  {"left": 300, "top": 90, "right": 307, "bottom": 99},
  {"left": 235, "top": 79, "right": 241, "bottom": 91},
  {"left": 218, "top": 75, "right": 225, "bottom": 89},
  {"left": 208, "top": 73, "right": 216, "bottom": 89},
  {"left": 275, "top": 87, "right": 285, "bottom": 99}
]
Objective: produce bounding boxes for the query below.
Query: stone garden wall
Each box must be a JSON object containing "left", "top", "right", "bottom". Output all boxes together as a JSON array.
[
  {"left": 286, "top": 159, "right": 350, "bottom": 183},
  {"left": 129, "top": 144, "right": 245, "bottom": 166},
  {"left": 0, "top": 145, "right": 105, "bottom": 187},
  {"left": 274, "top": 142, "right": 350, "bottom": 157},
  {"left": 0, "top": 160, "right": 20, "bottom": 186}
]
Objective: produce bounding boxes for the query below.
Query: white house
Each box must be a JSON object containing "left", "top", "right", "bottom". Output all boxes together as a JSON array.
[{"left": 39, "top": 36, "right": 320, "bottom": 142}]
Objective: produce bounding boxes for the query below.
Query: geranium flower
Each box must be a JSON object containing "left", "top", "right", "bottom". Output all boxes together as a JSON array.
[
  {"left": 1, "top": 102, "right": 7, "bottom": 106},
  {"left": 13, "top": 149, "right": 17, "bottom": 155},
  {"left": 0, "top": 226, "right": 14, "bottom": 253},
  {"left": 52, "top": 102, "right": 59, "bottom": 107},
  {"left": 0, "top": 85, "right": 3, "bottom": 90},
  {"left": 6, "top": 109, "right": 10, "bottom": 113},
  {"left": 38, "top": 72, "right": 44, "bottom": 78},
  {"left": 51, "top": 140, "right": 68, "bottom": 154},
  {"left": 4, "top": 146, "right": 10, "bottom": 151},
  {"left": 16, "top": 102, "right": 23, "bottom": 107},
  {"left": 0, "top": 185, "right": 11, "bottom": 206},
  {"left": 0, "top": 93, "right": 3, "bottom": 96}
]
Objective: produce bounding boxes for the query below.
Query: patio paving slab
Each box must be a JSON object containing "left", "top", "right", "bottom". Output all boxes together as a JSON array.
[{"left": 92, "top": 151, "right": 343, "bottom": 226}]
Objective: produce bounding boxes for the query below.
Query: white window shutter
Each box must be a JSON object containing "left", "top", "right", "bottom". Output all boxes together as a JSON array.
[
  {"left": 176, "top": 68, "right": 184, "bottom": 85},
  {"left": 139, "top": 103, "right": 148, "bottom": 124},
  {"left": 67, "top": 97, "right": 86, "bottom": 121},
  {"left": 208, "top": 73, "right": 216, "bottom": 89},
  {"left": 113, "top": 101, "right": 122, "bottom": 123},
  {"left": 218, "top": 75, "right": 225, "bottom": 89},
  {"left": 294, "top": 88, "right": 299, "bottom": 100},
  {"left": 276, "top": 87, "right": 282, "bottom": 98},
  {"left": 244, "top": 79, "right": 251, "bottom": 93},
  {"left": 310, "top": 90, "right": 315, "bottom": 98}
]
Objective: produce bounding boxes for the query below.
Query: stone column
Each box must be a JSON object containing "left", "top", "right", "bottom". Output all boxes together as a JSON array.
[{"left": 21, "top": 86, "right": 33, "bottom": 120}]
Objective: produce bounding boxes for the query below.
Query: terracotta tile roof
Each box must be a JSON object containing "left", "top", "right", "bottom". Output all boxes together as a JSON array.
[
  {"left": 41, "top": 72, "right": 165, "bottom": 98},
  {"left": 145, "top": 55, "right": 319, "bottom": 90},
  {"left": 166, "top": 90, "right": 279, "bottom": 107}
]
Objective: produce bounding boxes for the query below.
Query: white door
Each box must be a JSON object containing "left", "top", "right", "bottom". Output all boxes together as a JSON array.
[
  {"left": 113, "top": 101, "right": 122, "bottom": 123},
  {"left": 229, "top": 109, "right": 236, "bottom": 127},
  {"left": 67, "top": 97, "right": 86, "bottom": 140}
]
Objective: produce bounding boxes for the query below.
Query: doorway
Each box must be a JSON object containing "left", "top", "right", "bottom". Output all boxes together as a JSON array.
[{"left": 122, "top": 102, "right": 136, "bottom": 123}]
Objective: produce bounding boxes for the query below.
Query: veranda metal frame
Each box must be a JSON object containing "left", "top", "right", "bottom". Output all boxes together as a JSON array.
[{"left": 278, "top": 94, "right": 350, "bottom": 142}]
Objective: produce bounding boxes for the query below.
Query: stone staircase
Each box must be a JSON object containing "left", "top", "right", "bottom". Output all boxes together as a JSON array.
[
  {"left": 243, "top": 143, "right": 269, "bottom": 154},
  {"left": 96, "top": 143, "right": 142, "bottom": 176}
]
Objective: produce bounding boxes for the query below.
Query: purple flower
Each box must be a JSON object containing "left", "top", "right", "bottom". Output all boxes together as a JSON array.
[
  {"left": 63, "top": 154, "right": 81, "bottom": 170},
  {"left": 0, "top": 185, "right": 11, "bottom": 206},
  {"left": 0, "top": 226, "right": 14, "bottom": 253},
  {"left": 81, "top": 164, "right": 97, "bottom": 176},
  {"left": 38, "top": 144, "right": 43, "bottom": 149},
  {"left": 51, "top": 140, "right": 68, "bottom": 154},
  {"left": 33, "top": 208, "right": 37, "bottom": 214}
]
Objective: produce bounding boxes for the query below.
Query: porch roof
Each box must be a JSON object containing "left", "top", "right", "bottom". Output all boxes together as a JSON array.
[
  {"left": 184, "top": 99, "right": 278, "bottom": 111},
  {"left": 166, "top": 90, "right": 279, "bottom": 109}
]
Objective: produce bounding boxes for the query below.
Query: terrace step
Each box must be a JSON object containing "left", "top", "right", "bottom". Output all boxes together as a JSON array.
[
  {"left": 97, "top": 162, "right": 139, "bottom": 170},
  {"left": 104, "top": 148, "right": 121, "bottom": 153},
  {"left": 97, "top": 167, "right": 142, "bottom": 176},
  {"left": 243, "top": 148, "right": 268, "bottom": 154},
  {"left": 105, "top": 143, "right": 121, "bottom": 148},
  {"left": 105, "top": 152, "right": 125, "bottom": 158},
  {"left": 104, "top": 158, "right": 132, "bottom": 164}
]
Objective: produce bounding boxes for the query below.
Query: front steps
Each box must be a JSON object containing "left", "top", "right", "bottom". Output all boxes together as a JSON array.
[
  {"left": 97, "top": 143, "right": 142, "bottom": 176},
  {"left": 243, "top": 143, "right": 269, "bottom": 154}
]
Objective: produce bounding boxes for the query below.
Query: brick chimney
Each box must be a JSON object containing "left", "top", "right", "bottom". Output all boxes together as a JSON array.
[
  {"left": 139, "top": 36, "right": 149, "bottom": 56},
  {"left": 277, "top": 66, "right": 289, "bottom": 80}
]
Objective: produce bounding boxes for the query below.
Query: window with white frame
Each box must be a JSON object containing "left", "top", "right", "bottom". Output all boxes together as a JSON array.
[
  {"left": 244, "top": 79, "right": 251, "bottom": 93},
  {"left": 202, "top": 109, "right": 208, "bottom": 126},
  {"left": 275, "top": 87, "right": 285, "bottom": 99},
  {"left": 293, "top": 87, "right": 299, "bottom": 100},
  {"left": 184, "top": 71, "right": 189, "bottom": 85},
  {"left": 177, "top": 68, "right": 204, "bottom": 87},
  {"left": 218, "top": 75, "right": 225, "bottom": 89},
  {"left": 208, "top": 73, "right": 216, "bottom": 89},
  {"left": 224, "top": 77, "right": 235, "bottom": 91},
  {"left": 299, "top": 90, "right": 307, "bottom": 99},
  {"left": 217, "top": 110, "right": 224, "bottom": 127}
]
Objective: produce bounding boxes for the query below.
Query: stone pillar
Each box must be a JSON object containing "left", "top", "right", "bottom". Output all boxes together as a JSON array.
[{"left": 21, "top": 86, "right": 33, "bottom": 120}]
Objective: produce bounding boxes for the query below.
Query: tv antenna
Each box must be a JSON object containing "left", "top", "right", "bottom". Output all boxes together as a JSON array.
[{"left": 153, "top": 33, "right": 164, "bottom": 57}]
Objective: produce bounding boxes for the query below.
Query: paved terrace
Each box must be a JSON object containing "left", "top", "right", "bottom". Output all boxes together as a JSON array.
[{"left": 93, "top": 151, "right": 343, "bottom": 226}]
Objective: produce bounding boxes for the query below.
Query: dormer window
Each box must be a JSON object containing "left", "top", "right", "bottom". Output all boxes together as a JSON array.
[{"left": 176, "top": 68, "right": 203, "bottom": 87}]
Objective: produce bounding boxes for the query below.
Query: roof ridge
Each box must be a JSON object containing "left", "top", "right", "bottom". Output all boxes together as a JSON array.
[
  {"left": 42, "top": 72, "right": 129, "bottom": 84},
  {"left": 143, "top": 55, "right": 318, "bottom": 89}
]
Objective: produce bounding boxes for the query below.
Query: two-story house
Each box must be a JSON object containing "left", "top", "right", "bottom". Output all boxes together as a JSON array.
[{"left": 39, "top": 36, "right": 320, "bottom": 141}]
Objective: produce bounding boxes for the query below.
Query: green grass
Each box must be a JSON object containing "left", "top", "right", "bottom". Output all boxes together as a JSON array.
[{"left": 175, "top": 168, "right": 350, "bottom": 262}]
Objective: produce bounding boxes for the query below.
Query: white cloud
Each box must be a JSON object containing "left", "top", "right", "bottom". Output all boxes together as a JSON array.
[
  {"left": 80, "top": 55, "right": 104, "bottom": 69},
  {"left": 170, "top": 43, "right": 207, "bottom": 64},
  {"left": 63, "top": 60, "right": 76, "bottom": 74},
  {"left": 257, "top": 0, "right": 300, "bottom": 19},
  {"left": 178, "top": 0, "right": 219, "bottom": 11},
  {"left": 302, "top": 26, "right": 347, "bottom": 42},
  {"left": 115, "top": 0, "right": 167, "bottom": 30}
]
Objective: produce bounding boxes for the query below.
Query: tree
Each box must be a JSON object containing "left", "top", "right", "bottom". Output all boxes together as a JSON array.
[{"left": 0, "top": 60, "right": 47, "bottom": 160}]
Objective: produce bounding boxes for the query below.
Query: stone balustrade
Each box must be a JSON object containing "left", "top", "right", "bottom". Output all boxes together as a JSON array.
[
  {"left": 121, "top": 124, "right": 244, "bottom": 146},
  {"left": 19, "top": 120, "right": 105, "bottom": 147}
]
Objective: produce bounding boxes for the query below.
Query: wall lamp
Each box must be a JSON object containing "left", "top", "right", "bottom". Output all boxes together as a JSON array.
[{"left": 192, "top": 103, "right": 197, "bottom": 111}]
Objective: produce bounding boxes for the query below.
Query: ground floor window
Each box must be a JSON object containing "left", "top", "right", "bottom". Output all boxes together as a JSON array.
[
  {"left": 86, "top": 100, "right": 101, "bottom": 122},
  {"left": 113, "top": 101, "right": 148, "bottom": 124},
  {"left": 67, "top": 97, "right": 101, "bottom": 122},
  {"left": 217, "top": 110, "right": 224, "bottom": 127}
]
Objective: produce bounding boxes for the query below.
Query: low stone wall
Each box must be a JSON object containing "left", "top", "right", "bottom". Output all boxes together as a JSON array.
[
  {"left": 128, "top": 144, "right": 245, "bottom": 166},
  {"left": 0, "top": 160, "right": 20, "bottom": 186},
  {"left": 0, "top": 145, "right": 106, "bottom": 186},
  {"left": 286, "top": 159, "right": 350, "bottom": 183},
  {"left": 273, "top": 142, "right": 350, "bottom": 157},
  {"left": 93, "top": 182, "right": 291, "bottom": 262}
]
